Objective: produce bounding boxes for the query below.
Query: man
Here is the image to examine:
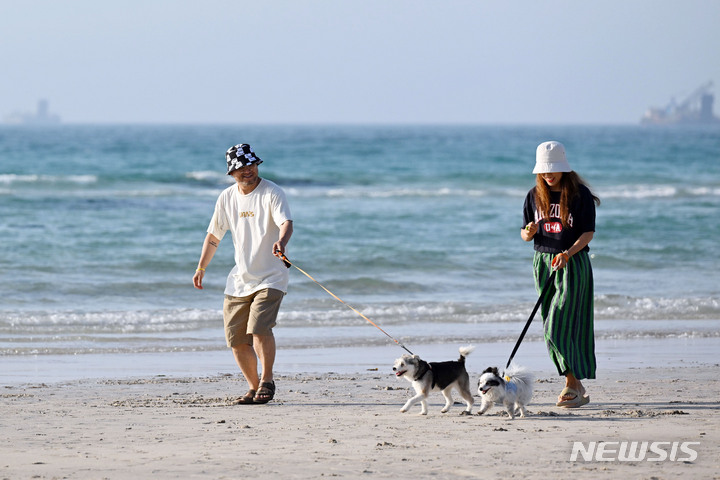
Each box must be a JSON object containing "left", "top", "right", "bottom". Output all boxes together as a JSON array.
[{"left": 193, "top": 143, "right": 293, "bottom": 405}]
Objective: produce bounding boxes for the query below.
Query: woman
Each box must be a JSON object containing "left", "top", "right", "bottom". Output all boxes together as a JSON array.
[{"left": 521, "top": 141, "right": 600, "bottom": 408}]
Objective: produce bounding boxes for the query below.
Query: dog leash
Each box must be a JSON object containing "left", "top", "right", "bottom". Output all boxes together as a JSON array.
[
  {"left": 276, "top": 252, "right": 415, "bottom": 355},
  {"left": 505, "top": 269, "right": 557, "bottom": 369}
]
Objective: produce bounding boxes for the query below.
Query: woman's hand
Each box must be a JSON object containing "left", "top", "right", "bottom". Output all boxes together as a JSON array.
[
  {"left": 551, "top": 252, "right": 570, "bottom": 270},
  {"left": 521, "top": 222, "right": 538, "bottom": 241}
]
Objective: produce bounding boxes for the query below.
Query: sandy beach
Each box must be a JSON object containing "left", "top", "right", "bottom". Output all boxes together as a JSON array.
[{"left": 2, "top": 360, "right": 718, "bottom": 479}]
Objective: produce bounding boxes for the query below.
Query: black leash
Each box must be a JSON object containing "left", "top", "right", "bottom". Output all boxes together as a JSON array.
[{"left": 505, "top": 270, "right": 556, "bottom": 369}]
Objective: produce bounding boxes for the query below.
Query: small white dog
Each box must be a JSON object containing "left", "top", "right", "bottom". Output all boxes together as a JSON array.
[
  {"left": 477, "top": 364, "right": 534, "bottom": 419},
  {"left": 393, "top": 346, "right": 475, "bottom": 415}
]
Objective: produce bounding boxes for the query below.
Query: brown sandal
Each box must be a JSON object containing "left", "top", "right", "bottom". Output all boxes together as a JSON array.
[
  {"left": 253, "top": 381, "right": 275, "bottom": 404},
  {"left": 233, "top": 389, "right": 257, "bottom": 405}
]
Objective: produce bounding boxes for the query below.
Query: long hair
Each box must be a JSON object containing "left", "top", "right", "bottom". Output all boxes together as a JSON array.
[{"left": 534, "top": 171, "right": 600, "bottom": 228}]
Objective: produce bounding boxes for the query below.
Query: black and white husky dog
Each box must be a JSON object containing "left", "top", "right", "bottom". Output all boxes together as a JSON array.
[
  {"left": 393, "top": 346, "right": 475, "bottom": 415},
  {"left": 477, "top": 364, "right": 534, "bottom": 419}
]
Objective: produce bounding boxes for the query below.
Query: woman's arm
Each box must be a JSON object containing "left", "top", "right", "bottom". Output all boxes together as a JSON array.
[
  {"left": 567, "top": 231, "right": 594, "bottom": 257},
  {"left": 552, "top": 231, "right": 594, "bottom": 269}
]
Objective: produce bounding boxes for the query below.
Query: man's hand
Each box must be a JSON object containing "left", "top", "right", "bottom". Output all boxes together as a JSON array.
[{"left": 193, "top": 269, "right": 205, "bottom": 289}]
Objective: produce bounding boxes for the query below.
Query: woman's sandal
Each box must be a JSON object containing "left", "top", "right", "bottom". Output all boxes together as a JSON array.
[
  {"left": 253, "top": 381, "right": 276, "bottom": 404},
  {"left": 233, "top": 389, "right": 257, "bottom": 405},
  {"left": 556, "top": 387, "right": 590, "bottom": 408}
]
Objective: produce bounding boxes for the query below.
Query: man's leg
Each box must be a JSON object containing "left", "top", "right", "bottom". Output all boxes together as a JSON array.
[
  {"left": 249, "top": 289, "right": 283, "bottom": 403},
  {"left": 253, "top": 334, "right": 276, "bottom": 384},
  {"left": 247, "top": 288, "right": 283, "bottom": 385},
  {"left": 224, "top": 294, "right": 260, "bottom": 392},
  {"left": 232, "top": 344, "right": 259, "bottom": 391}
]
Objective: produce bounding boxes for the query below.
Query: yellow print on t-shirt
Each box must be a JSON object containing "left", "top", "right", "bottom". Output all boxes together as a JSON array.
[{"left": 239, "top": 211, "right": 255, "bottom": 218}]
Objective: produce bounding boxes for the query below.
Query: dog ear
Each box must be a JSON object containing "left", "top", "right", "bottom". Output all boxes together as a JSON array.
[
  {"left": 482, "top": 367, "right": 495, "bottom": 374},
  {"left": 491, "top": 367, "right": 500, "bottom": 377}
]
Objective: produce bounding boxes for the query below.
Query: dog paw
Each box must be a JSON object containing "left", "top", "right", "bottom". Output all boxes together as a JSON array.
[
  {"left": 459, "top": 411, "right": 472, "bottom": 416},
  {"left": 400, "top": 408, "right": 408, "bottom": 413}
]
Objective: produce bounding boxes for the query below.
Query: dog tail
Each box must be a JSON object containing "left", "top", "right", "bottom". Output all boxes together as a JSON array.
[
  {"left": 504, "top": 362, "right": 535, "bottom": 386},
  {"left": 458, "top": 345, "right": 475, "bottom": 362}
]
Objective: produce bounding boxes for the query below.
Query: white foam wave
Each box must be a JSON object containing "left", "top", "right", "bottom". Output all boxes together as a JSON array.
[
  {"left": 286, "top": 186, "right": 489, "bottom": 199},
  {"left": 0, "top": 309, "right": 220, "bottom": 334},
  {"left": 3, "top": 299, "right": 719, "bottom": 357},
  {"left": 186, "top": 171, "right": 231, "bottom": 182},
  {"left": 3, "top": 296, "right": 717, "bottom": 340},
  {"left": 600, "top": 185, "right": 677, "bottom": 199},
  {"left": 0, "top": 174, "right": 98, "bottom": 185},
  {"left": 688, "top": 186, "right": 720, "bottom": 196},
  {"left": 595, "top": 295, "right": 719, "bottom": 320},
  {"left": 600, "top": 185, "right": 720, "bottom": 199}
]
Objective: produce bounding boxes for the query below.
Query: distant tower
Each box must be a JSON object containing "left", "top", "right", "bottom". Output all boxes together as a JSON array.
[
  {"left": 700, "top": 93, "right": 714, "bottom": 122},
  {"left": 37, "top": 99, "right": 50, "bottom": 120}
]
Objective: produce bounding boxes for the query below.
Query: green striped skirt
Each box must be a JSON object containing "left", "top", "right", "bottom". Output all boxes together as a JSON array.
[{"left": 533, "top": 250, "right": 596, "bottom": 380}]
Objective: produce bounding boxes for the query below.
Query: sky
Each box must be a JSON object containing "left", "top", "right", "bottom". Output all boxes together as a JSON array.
[{"left": 1, "top": 0, "right": 719, "bottom": 125}]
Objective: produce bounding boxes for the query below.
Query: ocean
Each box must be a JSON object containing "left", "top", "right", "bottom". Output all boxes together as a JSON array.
[{"left": 1, "top": 124, "right": 719, "bottom": 384}]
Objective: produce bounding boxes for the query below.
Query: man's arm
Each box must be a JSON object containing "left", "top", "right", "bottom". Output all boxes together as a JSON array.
[
  {"left": 273, "top": 220, "right": 293, "bottom": 256},
  {"left": 193, "top": 233, "right": 221, "bottom": 289}
]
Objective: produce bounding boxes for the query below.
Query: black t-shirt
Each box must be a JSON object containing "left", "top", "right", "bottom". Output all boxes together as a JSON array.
[{"left": 522, "top": 184, "right": 596, "bottom": 254}]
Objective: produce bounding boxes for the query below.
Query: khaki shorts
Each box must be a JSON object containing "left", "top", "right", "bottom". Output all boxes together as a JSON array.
[{"left": 223, "top": 288, "right": 285, "bottom": 347}]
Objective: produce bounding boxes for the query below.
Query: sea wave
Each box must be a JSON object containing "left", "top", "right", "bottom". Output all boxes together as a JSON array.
[
  {"left": 285, "top": 186, "right": 503, "bottom": 199},
  {"left": 0, "top": 309, "right": 221, "bottom": 335},
  {"left": 2, "top": 295, "right": 717, "bottom": 337},
  {"left": 0, "top": 174, "right": 98, "bottom": 185},
  {"left": 2, "top": 320, "right": 718, "bottom": 357},
  {"left": 184, "top": 170, "right": 334, "bottom": 189},
  {"left": 287, "top": 184, "right": 720, "bottom": 200},
  {"left": 595, "top": 294, "right": 720, "bottom": 320},
  {"left": 185, "top": 170, "right": 226, "bottom": 182},
  {"left": 600, "top": 184, "right": 720, "bottom": 199}
]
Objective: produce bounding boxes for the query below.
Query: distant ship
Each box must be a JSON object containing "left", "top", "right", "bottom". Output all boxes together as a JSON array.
[
  {"left": 4, "top": 99, "right": 61, "bottom": 125},
  {"left": 641, "top": 81, "right": 720, "bottom": 125}
]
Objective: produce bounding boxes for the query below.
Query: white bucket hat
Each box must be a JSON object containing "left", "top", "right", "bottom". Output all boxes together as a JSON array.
[{"left": 533, "top": 141, "right": 572, "bottom": 174}]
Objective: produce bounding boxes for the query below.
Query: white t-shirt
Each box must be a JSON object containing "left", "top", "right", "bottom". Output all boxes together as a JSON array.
[{"left": 207, "top": 178, "right": 292, "bottom": 297}]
